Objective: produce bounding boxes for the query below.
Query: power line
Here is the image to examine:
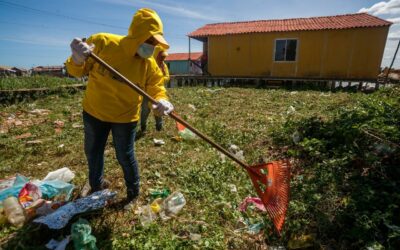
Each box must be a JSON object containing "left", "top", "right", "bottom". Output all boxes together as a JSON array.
[{"left": 0, "top": 0, "right": 126, "bottom": 30}]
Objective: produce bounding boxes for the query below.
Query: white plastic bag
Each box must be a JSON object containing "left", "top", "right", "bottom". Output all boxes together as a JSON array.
[{"left": 43, "top": 167, "right": 75, "bottom": 183}]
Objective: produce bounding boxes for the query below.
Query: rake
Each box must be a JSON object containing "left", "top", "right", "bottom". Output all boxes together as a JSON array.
[{"left": 89, "top": 52, "right": 291, "bottom": 234}]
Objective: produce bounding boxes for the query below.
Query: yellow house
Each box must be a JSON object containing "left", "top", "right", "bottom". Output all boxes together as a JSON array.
[{"left": 188, "top": 13, "right": 391, "bottom": 81}]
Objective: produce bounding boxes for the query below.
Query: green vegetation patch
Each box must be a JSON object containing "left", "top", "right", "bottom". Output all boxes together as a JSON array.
[
  {"left": 0, "top": 76, "right": 81, "bottom": 90},
  {"left": 0, "top": 84, "right": 399, "bottom": 249}
]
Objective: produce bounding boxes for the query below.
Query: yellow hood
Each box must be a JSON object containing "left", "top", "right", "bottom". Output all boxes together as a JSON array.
[{"left": 121, "top": 8, "right": 166, "bottom": 56}]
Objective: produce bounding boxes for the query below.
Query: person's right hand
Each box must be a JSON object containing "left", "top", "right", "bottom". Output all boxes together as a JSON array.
[{"left": 70, "top": 38, "right": 94, "bottom": 65}]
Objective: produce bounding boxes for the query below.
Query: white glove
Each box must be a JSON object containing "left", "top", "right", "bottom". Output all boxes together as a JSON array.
[
  {"left": 152, "top": 99, "right": 174, "bottom": 116},
  {"left": 70, "top": 38, "right": 94, "bottom": 65}
]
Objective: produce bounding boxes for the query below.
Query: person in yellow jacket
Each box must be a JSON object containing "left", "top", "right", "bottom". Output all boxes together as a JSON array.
[
  {"left": 139, "top": 50, "right": 170, "bottom": 133},
  {"left": 65, "top": 8, "right": 174, "bottom": 208}
]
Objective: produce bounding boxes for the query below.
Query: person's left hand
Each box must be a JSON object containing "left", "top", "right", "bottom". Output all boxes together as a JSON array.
[{"left": 152, "top": 99, "right": 174, "bottom": 116}]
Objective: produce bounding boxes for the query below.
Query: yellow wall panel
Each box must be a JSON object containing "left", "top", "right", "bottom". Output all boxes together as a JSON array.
[{"left": 207, "top": 26, "right": 389, "bottom": 80}]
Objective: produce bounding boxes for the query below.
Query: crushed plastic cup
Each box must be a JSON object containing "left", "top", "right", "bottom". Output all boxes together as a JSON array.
[
  {"left": 3, "top": 196, "right": 26, "bottom": 227},
  {"left": 163, "top": 191, "right": 186, "bottom": 215}
]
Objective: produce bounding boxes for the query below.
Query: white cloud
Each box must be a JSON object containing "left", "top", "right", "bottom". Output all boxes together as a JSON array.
[
  {"left": 387, "top": 17, "right": 400, "bottom": 23},
  {"left": 388, "top": 30, "right": 400, "bottom": 40},
  {"left": 98, "top": 0, "right": 223, "bottom": 22},
  {"left": 359, "top": 0, "right": 400, "bottom": 15}
]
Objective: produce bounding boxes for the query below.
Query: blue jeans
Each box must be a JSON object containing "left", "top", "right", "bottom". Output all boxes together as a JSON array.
[
  {"left": 140, "top": 97, "right": 163, "bottom": 131},
  {"left": 83, "top": 111, "right": 139, "bottom": 198}
]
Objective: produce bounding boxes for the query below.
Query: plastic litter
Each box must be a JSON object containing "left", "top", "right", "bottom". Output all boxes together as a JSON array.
[
  {"left": 29, "top": 109, "right": 50, "bottom": 116},
  {"left": 43, "top": 167, "right": 75, "bottom": 183},
  {"left": 18, "top": 182, "right": 42, "bottom": 208},
  {"left": 228, "top": 184, "right": 237, "bottom": 193},
  {"left": 150, "top": 198, "right": 163, "bottom": 213},
  {"left": 239, "top": 197, "right": 267, "bottom": 212},
  {"left": 188, "top": 104, "right": 196, "bottom": 111},
  {"left": 0, "top": 175, "right": 74, "bottom": 202},
  {"left": 34, "top": 189, "right": 116, "bottom": 229},
  {"left": 176, "top": 121, "right": 197, "bottom": 141},
  {"left": 3, "top": 196, "right": 26, "bottom": 227},
  {"left": 228, "top": 145, "right": 245, "bottom": 161},
  {"left": 153, "top": 138, "right": 165, "bottom": 146},
  {"left": 287, "top": 106, "right": 296, "bottom": 115},
  {"left": 139, "top": 205, "right": 157, "bottom": 226},
  {"left": 288, "top": 234, "right": 315, "bottom": 249},
  {"left": 292, "top": 131, "right": 301, "bottom": 144},
  {"left": 36, "top": 201, "right": 65, "bottom": 216},
  {"left": 163, "top": 191, "right": 186, "bottom": 216},
  {"left": 45, "top": 236, "right": 71, "bottom": 250},
  {"left": 0, "top": 176, "right": 17, "bottom": 192},
  {"left": 247, "top": 222, "right": 264, "bottom": 234},
  {"left": 149, "top": 188, "right": 170, "bottom": 199},
  {"left": 0, "top": 175, "right": 29, "bottom": 202},
  {"left": 190, "top": 233, "right": 201, "bottom": 241},
  {"left": 37, "top": 180, "right": 74, "bottom": 201},
  {"left": 71, "top": 218, "right": 98, "bottom": 250}
]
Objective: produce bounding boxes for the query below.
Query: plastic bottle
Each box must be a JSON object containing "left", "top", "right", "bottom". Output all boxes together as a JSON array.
[
  {"left": 163, "top": 191, "right": 186, "bottom": 215},
  {"left": 3, "top": 196, "right": 26, "bottom": 227},
  {"left": 140, "top": 205, "right": 157, "bottom": 226}
]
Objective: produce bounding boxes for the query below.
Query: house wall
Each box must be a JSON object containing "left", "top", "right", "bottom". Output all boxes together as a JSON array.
[
  {"left": 166, "top": 60, "right": 202, "bottom": 75},
  {"left": 208, "top": 26, "right": 389, "bottom": 80}
]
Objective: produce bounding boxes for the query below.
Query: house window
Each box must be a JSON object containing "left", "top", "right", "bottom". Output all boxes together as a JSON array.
[{"left": 274, "top": 39, "right": 297, "bottom": 62}]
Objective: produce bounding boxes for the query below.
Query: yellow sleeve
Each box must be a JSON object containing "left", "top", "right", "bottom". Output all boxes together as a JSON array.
[
  {"left": 65, "top": 35, "right": 104, "bottom": 78},
  {"left": 145, "top": 59, "right": 168, "bottom": 101},
  {"left": 163, "top": 62, "right": 170, "bottom": 82}
]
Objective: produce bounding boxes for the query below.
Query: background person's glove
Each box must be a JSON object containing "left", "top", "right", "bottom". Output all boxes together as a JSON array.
[
  {"left": 70, "top": 38, "right": 94, "bottom": 65},
  {"left": 152, "top": 99, "right": 174, "bottom": 116}
]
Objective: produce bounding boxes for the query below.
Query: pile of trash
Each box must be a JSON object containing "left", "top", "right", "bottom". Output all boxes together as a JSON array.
[
  {"left": 0, "top": 167, "right": 117, "bottom": 249},
  {"left": 134, "top": 189, "right": 186, "bottom": 226}
]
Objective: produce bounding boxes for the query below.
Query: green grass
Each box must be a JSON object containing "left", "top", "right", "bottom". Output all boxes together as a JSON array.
[
  {"left": 0, "top": 85, "right": 398, "bottom": 249},
  {"left": 0, "top": 76, "right": 81, "bottom": 90}
]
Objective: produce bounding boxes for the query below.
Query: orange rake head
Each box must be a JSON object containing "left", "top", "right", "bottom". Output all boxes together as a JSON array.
[{"left": 246, "top": 160, "right": 291, "bottom": 234}]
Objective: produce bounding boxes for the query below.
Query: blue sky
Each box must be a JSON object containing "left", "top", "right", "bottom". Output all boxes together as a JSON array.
[{"left": 0, "top": 0, "right": 399, "bottom": 69}]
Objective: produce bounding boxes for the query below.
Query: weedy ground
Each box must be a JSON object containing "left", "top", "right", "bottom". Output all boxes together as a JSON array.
[{"left": 0, "top": 77, "right": 399, "bottom": 249}]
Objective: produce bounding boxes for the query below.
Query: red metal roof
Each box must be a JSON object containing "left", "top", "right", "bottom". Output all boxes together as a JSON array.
[
  {"left": 188, "top": 13, "right": 392, "bottom": 38},
  {"left": 166, "top": 52, "right": 203, "bottom": 61}
]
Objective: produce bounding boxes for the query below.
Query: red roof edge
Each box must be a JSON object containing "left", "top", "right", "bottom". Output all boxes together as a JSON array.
[{"left": 188, "top": 12, "right": 392, "bottom": 38}]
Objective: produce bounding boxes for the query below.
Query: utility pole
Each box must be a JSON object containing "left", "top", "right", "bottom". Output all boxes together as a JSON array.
[{"left": 385, "top": 39, "right": 400, "bottom": 83}]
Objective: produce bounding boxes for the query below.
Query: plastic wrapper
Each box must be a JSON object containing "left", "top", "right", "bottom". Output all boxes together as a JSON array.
[
  {"left": 71, "top": 218, "right": 98, "bottom": 250},
  {"left": 0, "top": 176, "right": 74, "bottom": 202}
]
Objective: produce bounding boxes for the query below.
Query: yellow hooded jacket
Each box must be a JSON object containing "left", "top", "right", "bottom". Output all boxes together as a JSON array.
[{"left": 65, "top": 8, "right": 168, "bottom": 123}]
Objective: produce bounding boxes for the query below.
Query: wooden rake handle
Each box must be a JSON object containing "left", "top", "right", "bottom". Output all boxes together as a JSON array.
[{"left": 89, "top": 52, "right": 249, "bottom": 169}]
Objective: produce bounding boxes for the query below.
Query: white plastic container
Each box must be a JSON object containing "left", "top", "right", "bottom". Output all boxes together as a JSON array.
[{"left": 3, "top": 196, "right": 26, "bottom": 227}]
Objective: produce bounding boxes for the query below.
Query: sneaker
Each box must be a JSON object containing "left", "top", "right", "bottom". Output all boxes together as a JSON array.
[
  {"left": 80, "top": 179, "right": 111, "bottom": 197},
  {"left": 124, "top": 197, "right": 138, "bottom": 211},
  {"left": 124, "top": 190, "right": 138, "bottom": 210}
]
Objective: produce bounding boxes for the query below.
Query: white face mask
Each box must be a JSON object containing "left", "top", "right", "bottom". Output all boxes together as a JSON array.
[{"left": 137, "top": 43, "right": 155, "bottom": 58}]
